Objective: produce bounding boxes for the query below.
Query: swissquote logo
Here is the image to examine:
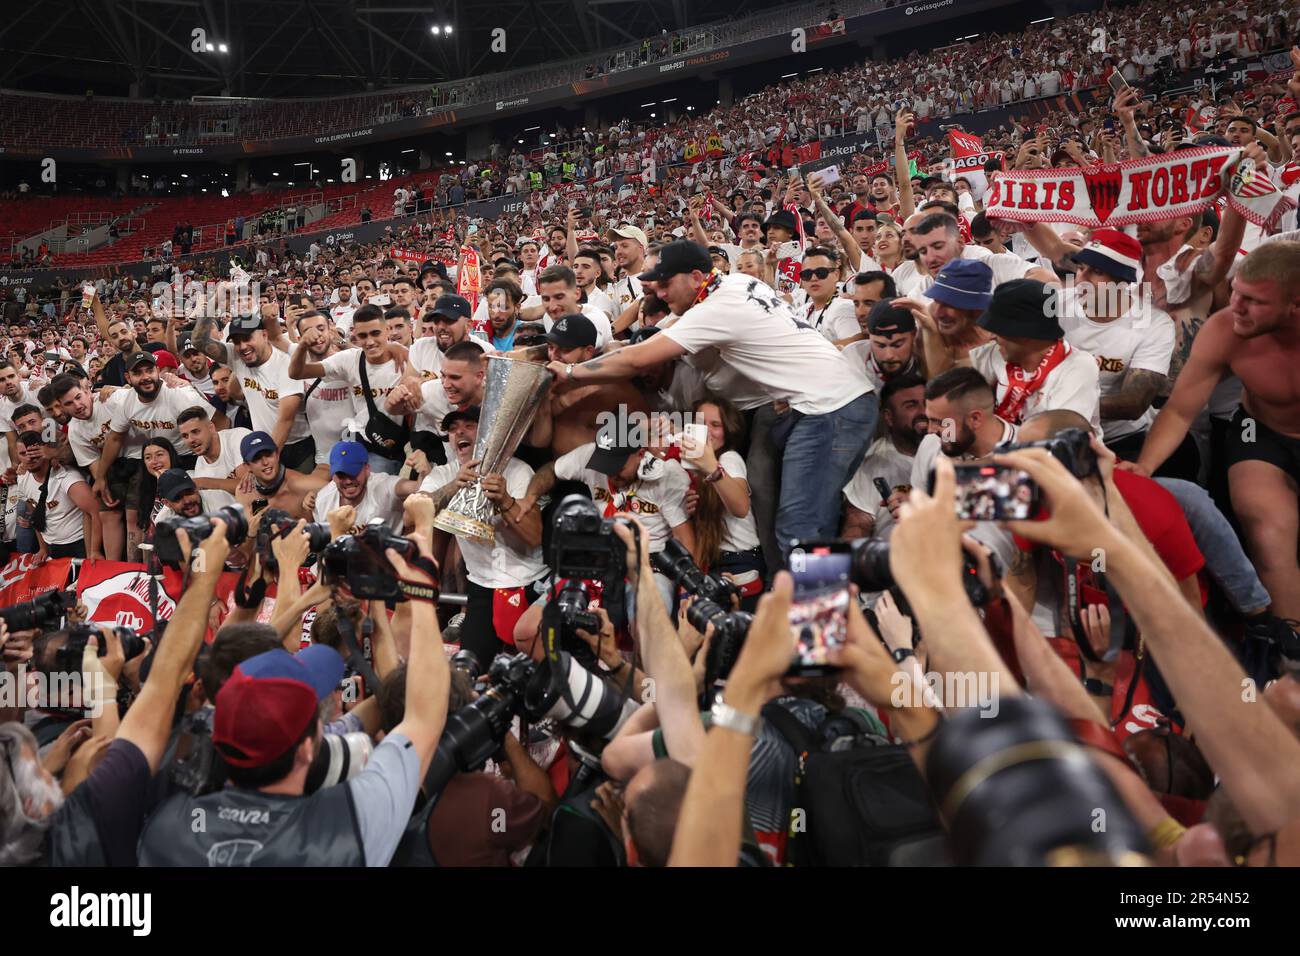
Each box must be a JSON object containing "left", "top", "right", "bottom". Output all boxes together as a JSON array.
[{"left": 80, "top": 569, "right": 177, "bottom": 630}]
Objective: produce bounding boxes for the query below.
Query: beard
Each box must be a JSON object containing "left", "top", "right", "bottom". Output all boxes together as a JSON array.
[{"left": 940, "top": 421, "right": 977, "bottom": 457}]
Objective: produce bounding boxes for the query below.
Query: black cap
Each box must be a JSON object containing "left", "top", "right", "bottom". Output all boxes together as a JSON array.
[
  {"left": 763, "top": 209, "right": 797, "bottom": 235},
  {"left": 431, "top": 293, "right": 472, "bottom": 322},
  {"left": 157, "top": 468, "right": 196, "bottom": 501},
  {"left": 977, "top": 279, "right": 1064, "bottom": 341},
  {"left": 628, "top": 325, "right": 662, "bottom": 346},
  {"left": 545, "top": 314, "right": 598, "bottom": 349},
  {"left": 441, "top": 404, "right": 481, "bottom": 432},
  {"left": 124, "top": 350, "right": 157, "bottom": 370},
  {"left": 227, "top": 313, "right": 265, "bottom": 338},
  {"left": 637, "top": 240, "right": 712, "bottom": 283},
  {"left": 587, "top": 431, "right": 640, "bottom": 476},
  {"left": 707, "top": 245, "right": 729, "bottom": 260},
  {"left": 178, "top": 333, "right": 199, "bottom": 354},
  {"left": 867, "top": 301, "right": 917, "bottom": 336}
]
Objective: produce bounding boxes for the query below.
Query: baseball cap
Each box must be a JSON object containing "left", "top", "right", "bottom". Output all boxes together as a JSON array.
[
  {"left": 430, "top": 293, "right": 472, "bottom": 323},
  {"left": 637, "top": 241, "right": 712, "bottom": 283},
  {"left": 587, "top": 429, "right": 640, "bottom": 476},
  {"left": 124, "top": 350, "right": 157, "bottom": 371},
  {"left": 1072, "top": 228, "right": 1142, "bottom": 283},
  {"left": 212, "top": 646, "right": 346, "bottom": 768},
  {"left": 923, "top": 259, "right": 995, "bottom": 313},
  {"left": 608, "top": 225, "right": 649, "bottom": 249},
  {"left": 441, "top": 405, "right": 481, "bottom": 432},
  {"left": 867, "top": 301, "right": 917, "bottom": 336},
  {"left": 977, "top": 279, "right": 1064, "bottom": 341},
  {"left": 153, "top": 350, "right": 179, "bottom": 370},
  {"left": 227, "top": 313, "right": 265, "bottom": 339},
  {"left": 545, "top": 314, "right": 599, "bottom": 350},
  {"left": 239, "top": 431, "right": 277, "bottom": 463},
  {"left": 157, "top": 468, "right": 196, "bottom": 501},
  {"left": 178, "top": 334, "right": 200, "bottom": 355},
  {"left": 329, "top": 440, "right": 369, "bottom": 477}
]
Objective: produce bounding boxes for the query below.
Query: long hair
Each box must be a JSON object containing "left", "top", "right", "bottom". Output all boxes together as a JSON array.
[
  {"left": 690, "top": 395, "right": 747, "bottom": 571},
  {"left": 138, "top": 437, "right": 181, "bottom": 530}
]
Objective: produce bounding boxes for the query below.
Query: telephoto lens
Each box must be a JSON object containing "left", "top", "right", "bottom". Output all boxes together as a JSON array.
[
  {"left": 925, "top": 696, "right": 1150, "bottom": 866},
  {"left": 0, "top": 590, "right": 72, "bottom": 632},
  {"left": 154, "top": 504, "right": 250, "bottom": 565}
]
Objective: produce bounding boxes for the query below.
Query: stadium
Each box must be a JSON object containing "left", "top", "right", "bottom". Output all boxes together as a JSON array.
[{"left": 1, "top": 0, "right": 1300, "bottom": 895}]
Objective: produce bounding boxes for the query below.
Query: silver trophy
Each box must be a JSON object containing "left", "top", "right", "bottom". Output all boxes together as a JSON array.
[{"left": 432, "top": 354, "right": 553, "bottom": 543}]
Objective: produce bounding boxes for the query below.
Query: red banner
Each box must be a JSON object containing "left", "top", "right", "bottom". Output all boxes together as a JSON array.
[
  {"left": 389, "top": 246, "right": 425, "bottom": 266},
  {"left": 0, "top": 555, "right": 71, "bottom": 607},
  {"left": 808, "top": 18, "right": 846, "bottom": 42},
  {"left": 947, "top": 130, "right": 986, "bottom": 158},
  {"left": 457, "top": 245, "right": 483, "bottom": 324}
]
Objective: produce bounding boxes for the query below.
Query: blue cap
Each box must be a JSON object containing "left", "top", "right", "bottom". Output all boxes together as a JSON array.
[
  {"left": 329, "top": 440, "right": 369, "bottom": 476},
  {"left": 923, "top": 259, "right": 994, "bottom": 312},
  {"left": 239, "top": 431, "right": 277, "bottom": 463},
  {"left": 239, "top": 645, "right": 346, "bottom": 700}
]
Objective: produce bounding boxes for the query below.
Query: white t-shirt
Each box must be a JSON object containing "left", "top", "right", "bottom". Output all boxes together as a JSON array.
[
  {"left": 803, "top": 297, "right": 860, "bottom": 343},
  {"left": 659, "top": 274, "right": 873, "bottom": 416},
  {"left": 108, "top": 383, "right": 208, "bottom": 459},
  {"left": 319, "top": 349, "right": 404, "bottom": 426},
  {"left": 716, "top": 450, "right": 760, "bottom": 552},
  {"left": 909, "top": 418, "right": 1019, "bottom": 491},
  {"left": 193, "top": 427, "right": 250, "bottom": 511},
  {"left": 553, "top": 443, "right": 690, "bottom": 553},
  {"left": 0, "top": 383, "right": 39, "bottom": 433},
  {"left": 842, "top": 436, "right": 915, "bottom": 538},
  {"left": 18, "top": 466, "right": 87, "bottom": 546},
  {"left": 1058, "top": 290, "right": 1175, "bottom": 441},
  {"left": 583, "top": 287, "right": 616, "bottom": 321},
  {"left": 67, "top": 403, "right": 115, "bottom": 468},
  {"left": 895, "top": 245, "right": 1038, "bottom": 298},
  {"left": 330, "top": 303, "right": 357, "bottom": 333},
  {"left": 541, "top": 306, "right": 614, "bottom": 350},
  {"left": 301, "top": 366, "right": 358, "bottom": 466},
  {"left": 969, "top": 339, "right": 1103, "bottom": 435},
  {"left": 609, "top": 273, "right": 644, "bottom": 315},
  {"left": 228, "top": 347, "right": 311, "bottom": 444},
  {"left": 408, "top": 333, "right": 494, "bottom": 378},
  {"left": 419, "top": 458, "right": 548, "bottom": 588},
  {"left": 312, "top": 471, "right": 405, "bottom": 533}
]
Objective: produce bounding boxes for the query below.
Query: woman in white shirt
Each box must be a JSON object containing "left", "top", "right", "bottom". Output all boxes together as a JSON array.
[{"left": 681, "top": 396, "right": 764, "bottom": 610}]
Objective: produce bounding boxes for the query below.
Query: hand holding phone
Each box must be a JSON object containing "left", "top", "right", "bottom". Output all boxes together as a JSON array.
[
  {"left": 786, "top": 541, "right": 853, "bottom": 675},
  {"left": 937, "top": 463, "right": 1042, "bottom": 521}
]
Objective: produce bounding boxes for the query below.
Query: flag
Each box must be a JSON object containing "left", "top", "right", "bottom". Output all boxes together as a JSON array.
[
  {"left": 0, "top": 554, "right": 70, "bottom": 608},
  {"left": 457, "top": 245, "right": 483, "bottom": 322},
  {"left": 705, "top": 133, "right": 725, "bottom": 159}
]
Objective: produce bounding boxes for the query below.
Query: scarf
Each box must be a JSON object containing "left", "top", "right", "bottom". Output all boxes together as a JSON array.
[
  {"left": 995, "top": 339, "right": 1070, "bottom": 424},
  {"left": 255, "top": 464, "right": 288, "bottom": 498}
]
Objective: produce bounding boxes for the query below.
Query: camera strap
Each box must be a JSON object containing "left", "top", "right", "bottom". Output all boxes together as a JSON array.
[
  {"left": 1058, "top": 555, "right": 1129, "bottom": 664},
  {"left": 336, "top": 611, "right": 379, "bottom": 695}
]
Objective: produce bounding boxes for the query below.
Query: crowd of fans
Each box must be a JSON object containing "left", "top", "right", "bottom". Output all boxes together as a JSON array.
[{"left": 1, "top": 0, "right": 1300, "bottom": 870}]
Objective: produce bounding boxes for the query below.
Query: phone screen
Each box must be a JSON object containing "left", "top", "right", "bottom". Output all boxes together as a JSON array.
[
  {"left": 786, "top": 542, "right": 852, "bottom": 673},
  {"left": 1107, "top": 71, "right": 1130, "bottom": 95},
  {"left": 948, "top": 464, "right": 1041, "bottom": 521}
]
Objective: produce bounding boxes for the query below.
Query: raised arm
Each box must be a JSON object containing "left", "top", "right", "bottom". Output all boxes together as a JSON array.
[{"left": 191, "top": 313, "right": 230, "bottom": 364}]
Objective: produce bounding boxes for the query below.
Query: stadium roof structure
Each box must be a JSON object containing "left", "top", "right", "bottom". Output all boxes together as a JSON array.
[{"left": 2, "top": 0, "right": 798, "bottom": 99}]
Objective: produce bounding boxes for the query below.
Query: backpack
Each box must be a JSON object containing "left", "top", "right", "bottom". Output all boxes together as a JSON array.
[{"left": 761, "top": 702, "right": 949, "bottom": 867}]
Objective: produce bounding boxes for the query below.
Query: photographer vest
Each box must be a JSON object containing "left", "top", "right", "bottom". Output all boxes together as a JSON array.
[{"left": 137, "top": 783, "right": 364, "bottom": 867}]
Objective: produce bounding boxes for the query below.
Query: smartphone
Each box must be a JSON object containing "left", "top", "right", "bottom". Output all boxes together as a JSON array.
[
  {"left": 937, "top": 463, "right": 1042, "bottom": 521},
  {"left": 680, "top": 422, "right": 709, "bottom": 459},
  {"left": 1103, "top": 117, "right": 1117, "bottom": 131},
  {"left": 1107, "top": 71, "right": 1131, "bottom": 96},
  {"left": 785, "top": 540, "right": 853, "bottom": 675},
  {"left": 816, "top": 164, "right": 842, "bottom": 186},
  {"left": 872, "top": 477, "right": 893, "bottom": 502}
]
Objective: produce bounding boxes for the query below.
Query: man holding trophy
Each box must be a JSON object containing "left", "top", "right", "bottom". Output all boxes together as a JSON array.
[{"left": 426, "top": 356, "right": 553, "bottom": 663}]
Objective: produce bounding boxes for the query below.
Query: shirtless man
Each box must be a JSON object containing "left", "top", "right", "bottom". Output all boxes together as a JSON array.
[
  {"left": 233, "top": 430, "right": 328, "bottom": 521},
  {"left": 526, "top": 313, "right": 647, "bottom": 457},
  {"left": 1130, "top": 243, "right": 1300, "bottom": 624}
]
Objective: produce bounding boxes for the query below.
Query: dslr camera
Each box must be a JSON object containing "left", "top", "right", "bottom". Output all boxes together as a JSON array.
[
  {"left": 320, "top": 520, "right": 432, "bottom": 602},
  {"left": 154, "top": 504, "right": 250, "bottom": 566},
  {"left": 256, "top": 507, "right": 331, "bottom": 573},
  {"left": 651, "top": 540, "right": 753, "bottom": 686},
  {"left": 548, "top": 495, "right": 637, "bottom": 628},
  {"left": 0, "top": 589, "right": 73, "bottom": 632},
  {"left": 1002, "top": 426, "right": 1098, "bottom": 480}
]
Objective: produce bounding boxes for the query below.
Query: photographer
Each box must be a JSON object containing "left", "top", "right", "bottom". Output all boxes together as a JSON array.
[
  {"left": 136, "top": 527, "right": 450, "bottom": 866},
  {"left": 377, "top": 665, "right": 555, "bottom": 866}
]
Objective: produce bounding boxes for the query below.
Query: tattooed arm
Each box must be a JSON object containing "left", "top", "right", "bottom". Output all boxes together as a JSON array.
[
  {"left": 551, "top": 332, "right": 686, "bottom": 384},
  {"left": 191, "top": 314, "right": 229, "bottom": 364},
  {"left": 1100, "top": 368, "right": 1167, "bottom": 422}
]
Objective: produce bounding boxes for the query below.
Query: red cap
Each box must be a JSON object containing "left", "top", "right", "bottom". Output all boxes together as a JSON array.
[{"left": 152, "top": 350, "right": 180, "bottom": 370}]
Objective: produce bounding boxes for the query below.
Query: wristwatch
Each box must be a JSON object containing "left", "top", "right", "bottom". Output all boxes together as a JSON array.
[
  {"left": 711, "top": 698, "right": 761, "bottom": 737},
  {"left": 891, "top": 646, "right": 916, "bottom": 664},
  {"left": 564, "top": 362, "right": 576, "bottom": 381}
]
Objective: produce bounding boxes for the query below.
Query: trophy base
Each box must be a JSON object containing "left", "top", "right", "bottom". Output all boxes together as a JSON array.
[{"left": 432, "top": 509, "right": 496, "bottom": 543}]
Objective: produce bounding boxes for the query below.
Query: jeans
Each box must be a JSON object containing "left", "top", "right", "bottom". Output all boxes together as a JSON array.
[
  {"left": 775, "top": 391, "right": 878, "bottom": 552},
  {"left": 743, "top": 404, "right": 783, "bottom": 576},
  {"left": 1157, "top": 477, "right": 1270, "bottom": 615}
]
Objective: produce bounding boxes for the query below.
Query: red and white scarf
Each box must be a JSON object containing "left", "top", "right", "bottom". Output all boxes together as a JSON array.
[{"left": 996, "top": 339, "right": 1071, "bottom": 424}]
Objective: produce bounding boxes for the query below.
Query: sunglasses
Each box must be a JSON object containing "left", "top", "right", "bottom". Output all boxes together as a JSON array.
[{"left": 800, "top": 267, "right": 835, "bottom": 281}]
